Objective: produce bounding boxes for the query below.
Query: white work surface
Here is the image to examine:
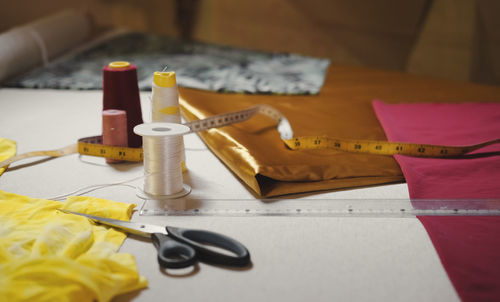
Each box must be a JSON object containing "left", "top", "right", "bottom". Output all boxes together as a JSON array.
[{"left": 0, "top": 89, "right": 459, "bottom": 301}]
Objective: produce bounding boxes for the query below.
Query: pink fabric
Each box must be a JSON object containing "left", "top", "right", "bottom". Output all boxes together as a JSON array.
[{"left": 373, "top": 100, "right": 500, "bottom": 302}]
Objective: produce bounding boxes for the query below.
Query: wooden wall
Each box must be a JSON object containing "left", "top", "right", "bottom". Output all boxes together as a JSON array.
[{"left": 1, "top": 0, "right": 499, "bottom": 86}]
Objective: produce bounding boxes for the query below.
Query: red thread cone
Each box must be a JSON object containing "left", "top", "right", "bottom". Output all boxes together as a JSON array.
[{"left": 102, "top": 62, "right": 143, "bottom": 147}]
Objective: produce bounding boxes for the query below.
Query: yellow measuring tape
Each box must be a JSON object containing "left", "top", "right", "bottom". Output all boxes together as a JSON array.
[
  {"left": 2, "top": 104, "right": 497, "bottom": 169},
  {"left": 78, "top": 105, "right": 292, "bottom": 162},
  {"left": 78, "top": 105, "right": 293, "bottom": 162},
  {"left": 76, "top": 104, "right": 500, "bottom": 161},
  {"left": 283, "top": 136, "right": 500, "bottom": 158},
  {"left": 78, "top": 135, "right": 500, "bottom": 161},
  {"left": 78, "top": 136, "right": 143, "bottom": 162}
]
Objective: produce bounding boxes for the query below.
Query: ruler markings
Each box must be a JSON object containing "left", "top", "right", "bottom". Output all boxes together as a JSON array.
[{"left": 139, "top": 198, "right": 500, "bottom": 217}]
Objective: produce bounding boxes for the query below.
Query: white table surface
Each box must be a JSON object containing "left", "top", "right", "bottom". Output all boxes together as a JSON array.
[{"left": 0, "top": 88, "right": 459, "bottom": 302}]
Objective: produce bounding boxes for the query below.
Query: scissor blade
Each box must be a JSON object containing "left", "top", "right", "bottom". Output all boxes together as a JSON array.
[{"left": 59, "top": 209, "right": 168, "bottom": 237}]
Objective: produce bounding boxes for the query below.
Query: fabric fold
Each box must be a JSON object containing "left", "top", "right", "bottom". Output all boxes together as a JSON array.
[
  {"left": 373, "top": 100, "right": 500, "bottom": 302},
  {"left": 179, "top": 85, "right": 404, "bottom": 197},
  {"left": 0, "top": 190, "right": 147, "bottom": 302},
  {"left": 179, "top": 65, "right": 500, "bottom": 197}
]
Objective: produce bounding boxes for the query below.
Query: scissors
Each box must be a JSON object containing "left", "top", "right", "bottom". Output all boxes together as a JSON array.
[{"left": 59, "top": 210, "right": 250, "bottom": 269}]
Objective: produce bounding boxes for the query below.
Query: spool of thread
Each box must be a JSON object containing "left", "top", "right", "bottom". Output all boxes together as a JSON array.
[
  {"left": 151, "top": 71, "right": 187, "bottom": 171},
  {"left": 102, "top": 109, "right": 128, "bottom": 164},
  {"left": 133, "top": 122, "right": 191, "bottom": 199},
  {"left": 102, "top": 61, "right": 143, "bottom": 148}
]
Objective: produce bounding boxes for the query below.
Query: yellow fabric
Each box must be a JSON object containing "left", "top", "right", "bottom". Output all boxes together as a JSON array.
[
  {"left": 0, "top": 137, "right": 16, "bottom": 176},
  {"left": 0, "top": 190, "right": 147, "bottom": 302}
]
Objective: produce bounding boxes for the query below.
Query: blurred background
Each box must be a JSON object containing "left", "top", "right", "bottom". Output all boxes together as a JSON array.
[{"left": 1, "top": 0, "right": 499, "bottom": 86}]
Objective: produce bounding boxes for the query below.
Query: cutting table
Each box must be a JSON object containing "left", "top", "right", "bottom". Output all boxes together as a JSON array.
[{"left": 0, "top": 84, "right": 463, "bottom": 301}]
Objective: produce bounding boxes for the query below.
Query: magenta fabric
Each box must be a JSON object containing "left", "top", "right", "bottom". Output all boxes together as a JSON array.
[{"left": 373, "top": 100, "right": 500, "bottom": 302}]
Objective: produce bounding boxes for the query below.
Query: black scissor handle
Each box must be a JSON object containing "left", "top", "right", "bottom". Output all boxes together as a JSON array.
[
  {"left": 166, "top": 226, "right": 251, "bottom": 267},
  {"left": 151, "top": 233, "right": 197, "bottom": 269}
]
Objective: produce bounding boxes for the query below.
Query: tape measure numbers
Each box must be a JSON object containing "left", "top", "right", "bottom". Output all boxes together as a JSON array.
[
  {"left": 183, "top": 104, "right": 292, "bottom": 139},
  {"left": 78, "top": 136, "right": 143, "bottom": 162},
  {"left": 78, "top": 105, "right": 293, "bottom": 161},
  {"left": 284, "top": 136, "right": 500, "bottom": 158},
  {"left": 4, "top": 103, "right": 498, "bottom": 200},
  {"left": 77, "top": 104, "right": 500, "bottom": 161}
]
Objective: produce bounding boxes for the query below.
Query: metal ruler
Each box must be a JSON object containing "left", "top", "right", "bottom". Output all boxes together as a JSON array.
[{"left": 139, "top": 198, "right": 500, "bottom": 217}]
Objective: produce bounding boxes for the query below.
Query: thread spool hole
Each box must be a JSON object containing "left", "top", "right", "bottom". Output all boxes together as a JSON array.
[{"left": 152, "top": 127, "right": 171, "bottom": 132}]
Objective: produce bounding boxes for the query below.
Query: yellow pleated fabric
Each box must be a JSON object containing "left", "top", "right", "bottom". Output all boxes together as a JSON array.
[
  {"left": 0, "top": 190, "right": 147, "bottom": 302},
  {"left": 0, "top": 137, "right": 16, "bottom": 176}
]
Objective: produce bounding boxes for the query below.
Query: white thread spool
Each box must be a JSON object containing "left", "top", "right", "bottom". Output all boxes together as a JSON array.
[
  {"left": 151, "top": 71, "right": 187, "bottom": 171},
  {"left": 134, "top": 123, "right": 191, "bottom": 199}
]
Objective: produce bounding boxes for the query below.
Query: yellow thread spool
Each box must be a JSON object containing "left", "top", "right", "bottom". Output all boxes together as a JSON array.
[{"left": 153, "top": 71, "right": 176, "bottom": 88}]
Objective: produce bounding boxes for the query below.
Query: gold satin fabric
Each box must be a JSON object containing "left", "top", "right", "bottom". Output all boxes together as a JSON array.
[{"left": 179, "top": 65, "right": 500, "bottom": 197}]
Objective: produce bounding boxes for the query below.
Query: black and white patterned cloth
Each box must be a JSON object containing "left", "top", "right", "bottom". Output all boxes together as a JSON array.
[{"left": 6, "top": 32, "right": 330, "bottom": 95}]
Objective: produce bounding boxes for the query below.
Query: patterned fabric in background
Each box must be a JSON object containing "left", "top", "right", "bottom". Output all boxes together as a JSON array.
[{"left": 6, "top": 32, "right": 330, "bottom": 95}]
